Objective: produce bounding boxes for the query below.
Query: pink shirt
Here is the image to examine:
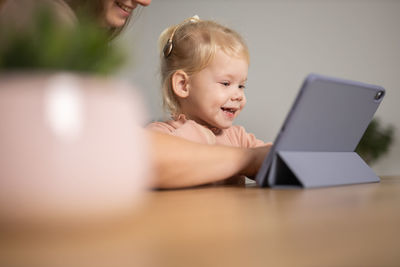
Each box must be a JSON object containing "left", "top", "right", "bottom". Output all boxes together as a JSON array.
[{"left": 147, "top": 114, "right": 265, "bottom": 148}]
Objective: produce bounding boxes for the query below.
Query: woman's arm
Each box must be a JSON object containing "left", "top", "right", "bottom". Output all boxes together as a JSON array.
[{"left": 147, "top": 130, "right": 271, "bottom": 188}]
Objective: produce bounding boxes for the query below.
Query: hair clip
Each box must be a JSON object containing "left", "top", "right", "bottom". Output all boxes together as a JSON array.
[
  {"left": 163, "top": 39, "right": 173, "bottom": 58},
  {"left": 163, "top": 15, "right": 200, "bottom": 58}
]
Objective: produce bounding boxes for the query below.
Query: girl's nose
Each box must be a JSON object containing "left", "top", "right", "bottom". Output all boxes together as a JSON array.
[{"left": 231, "top": 90, "right": 244, "bottom": 101}]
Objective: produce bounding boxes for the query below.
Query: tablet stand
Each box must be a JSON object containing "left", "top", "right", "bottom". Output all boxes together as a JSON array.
[{"left": 268, "top": 151, "right": 380, "bottom": 188}]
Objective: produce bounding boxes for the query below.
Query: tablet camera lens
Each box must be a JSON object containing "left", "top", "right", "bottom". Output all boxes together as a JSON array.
[{"left": 374, "top": 91, "right": 384, "bottom": 100}]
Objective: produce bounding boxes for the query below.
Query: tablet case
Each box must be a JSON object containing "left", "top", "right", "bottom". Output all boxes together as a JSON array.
[
  {"left": 256, "top": 74, "right": 385, "bottom": 188},
  {"left": 269, "top": 152, "right": 379, "bottom": 188}
]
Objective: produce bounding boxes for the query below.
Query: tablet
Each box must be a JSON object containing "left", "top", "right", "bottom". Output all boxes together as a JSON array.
[{"left": 255, "top": 73, "right": 385, "bottom": 188}]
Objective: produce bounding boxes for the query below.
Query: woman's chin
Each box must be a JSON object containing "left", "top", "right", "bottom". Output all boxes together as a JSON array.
[{"left": 105, "top": 15, "right": 127, "bottom": 28}]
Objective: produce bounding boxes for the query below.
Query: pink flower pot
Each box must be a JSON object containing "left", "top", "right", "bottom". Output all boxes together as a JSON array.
[{"left": 0, "top": 73, "right": 151, "bottom": 224}]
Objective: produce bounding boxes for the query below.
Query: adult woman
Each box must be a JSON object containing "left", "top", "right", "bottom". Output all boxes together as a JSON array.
[{"left": 0, "top": 0, "right": 271, "bottom": 189}]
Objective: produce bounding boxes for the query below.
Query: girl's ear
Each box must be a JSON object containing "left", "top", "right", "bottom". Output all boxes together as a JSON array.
[{"left": 172, "top": 70, "right": 190, "bottom": 98}]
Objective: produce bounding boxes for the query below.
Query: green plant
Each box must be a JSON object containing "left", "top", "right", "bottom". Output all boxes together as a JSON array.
[
  {"left": 0, "top": 5, "right": 125, "bottom": 75},
  {"left": 356, "top": 118, "right": 395, "bottom": 164}
]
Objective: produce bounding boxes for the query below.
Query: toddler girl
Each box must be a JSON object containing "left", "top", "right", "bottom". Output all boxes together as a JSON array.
[{"left": 147, "top": 16, "right": 266, "bottom": 149}]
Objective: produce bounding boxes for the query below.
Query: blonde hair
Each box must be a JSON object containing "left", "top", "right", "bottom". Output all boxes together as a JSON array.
[{"left": 158, "top": 17, "right": 250, "bottom": 116}]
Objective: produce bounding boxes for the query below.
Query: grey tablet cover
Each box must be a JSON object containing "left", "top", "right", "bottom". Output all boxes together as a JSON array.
[{"left": 255, "top": 73, "right": 385, "bottom": 188}]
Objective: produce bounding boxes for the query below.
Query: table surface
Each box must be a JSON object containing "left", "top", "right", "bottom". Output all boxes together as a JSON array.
[{"left": 1, "top": 176, "right": 400, "bottom": 267}]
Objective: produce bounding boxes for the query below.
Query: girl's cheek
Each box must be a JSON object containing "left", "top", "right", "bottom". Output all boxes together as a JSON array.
[{"left": 242, "top": 98, "right": 247, "bottom": 107}]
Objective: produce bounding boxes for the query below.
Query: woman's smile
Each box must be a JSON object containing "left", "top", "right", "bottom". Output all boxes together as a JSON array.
[
  {"left": 103, "top": 0, "right": 151, "bottom": 28},
  {"left": 115, "top": 1, "right": 134, "bottom": 15}
]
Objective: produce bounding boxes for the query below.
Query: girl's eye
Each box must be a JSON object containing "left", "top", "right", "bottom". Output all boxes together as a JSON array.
[
  {"left": 220, "top": 82, "right": 230, "bottom": 87},
  {"left": 239, "top": 84, "right": 246, "bottom": 89}
]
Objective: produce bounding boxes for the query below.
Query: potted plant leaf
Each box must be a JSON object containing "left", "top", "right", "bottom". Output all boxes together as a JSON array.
[{"left": 356, "top": 118, "right": 395, "bottom": 165}]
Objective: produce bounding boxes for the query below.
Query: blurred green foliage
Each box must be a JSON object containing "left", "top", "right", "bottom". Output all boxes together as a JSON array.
[
  {"left": 356, "top": 118, "right": 395, "bottom": 164},
  {"left": 0, "top": 6, "right": 125, "bottom": 74}
]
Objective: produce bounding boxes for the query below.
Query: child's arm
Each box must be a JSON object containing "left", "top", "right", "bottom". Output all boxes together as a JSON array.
[
  {"left": 233, "top": 125, "right": 269, "bottom": 148},
  {"left": 146, "top": 130, "right": 271, "bottom": 188}
]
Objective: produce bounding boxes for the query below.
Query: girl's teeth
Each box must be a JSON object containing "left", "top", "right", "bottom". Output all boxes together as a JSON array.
[{"left": 222, "top": 108, "right": 235, "bottom": 114}]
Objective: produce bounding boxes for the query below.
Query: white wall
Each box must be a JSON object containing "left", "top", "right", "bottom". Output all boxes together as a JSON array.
[{"left": 118, "top": 0, "right": 400, "bottom": 176}]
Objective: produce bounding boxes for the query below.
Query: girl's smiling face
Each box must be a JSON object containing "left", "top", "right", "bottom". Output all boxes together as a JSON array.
[
  {"left": 102, "top": 0, "right": 151, "bottom": 28},
  {"left": 180, "top": 49, "right": 248, "bottom": 130}
]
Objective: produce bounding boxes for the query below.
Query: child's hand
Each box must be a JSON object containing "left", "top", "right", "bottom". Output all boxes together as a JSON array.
[{"left": 241, "top": 143, "right": 272, "bottom": 178}]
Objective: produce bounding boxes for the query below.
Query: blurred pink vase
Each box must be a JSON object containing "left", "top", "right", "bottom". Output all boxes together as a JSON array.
[{"left": 0, "top": 73, "right": 151, "bottom": 224}]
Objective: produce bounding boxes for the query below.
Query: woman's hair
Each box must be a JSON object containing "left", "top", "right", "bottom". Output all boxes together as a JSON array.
[
  {"left": 65, "top": 0, "right": 139, "bottom": 39},
  {"left": 158, "top": 17, "right": 250, "bottom": 116},
  {"left": 0, "top": 0, "right": 78, "bottom": 35}
]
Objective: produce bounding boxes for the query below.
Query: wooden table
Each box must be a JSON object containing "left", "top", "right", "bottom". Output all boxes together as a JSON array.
[{"left": 1, "top": 176, "right": 400, "bottom": 267}]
